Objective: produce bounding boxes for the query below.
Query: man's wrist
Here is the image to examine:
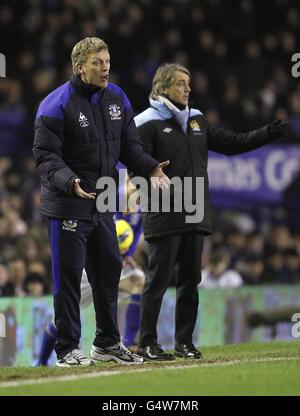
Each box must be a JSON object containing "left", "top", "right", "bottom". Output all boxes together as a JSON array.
[{"left": 68, "top": 176, "right": 79, "bottom": 196}]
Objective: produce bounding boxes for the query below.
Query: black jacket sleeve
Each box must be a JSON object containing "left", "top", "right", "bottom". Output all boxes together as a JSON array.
[
  {"left": 207, "top": 125, "right": 272, "bottom": 155},
  {"left": 33, "top": 115, "right": 77, "bottom": 195},
  {"left": 119, "top": 104, "right": 158, "bottom": 179},
  {"left": 137, "top": 121, "right": 156, "bottom": 156}
]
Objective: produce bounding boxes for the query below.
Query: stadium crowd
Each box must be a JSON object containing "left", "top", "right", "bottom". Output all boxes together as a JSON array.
[
  {"left": 0, "top": 0, "right": 300, "bottom": 296},
  {"left": 1, "top": 0, "right": 300, "bottom": 157}
]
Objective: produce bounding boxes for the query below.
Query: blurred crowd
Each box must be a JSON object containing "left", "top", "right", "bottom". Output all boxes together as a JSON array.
[
  {"left": 1, "top": 0, "right": 300, "bottom": 158},
  {"left": 0, "top": 156, "right": 51, "bottom": 297},
  {"left": 1, "top": 0, "right": 300, "bottom": 296},
  {"left": 201, "top": 215, "right": 300, "bottom": 288}
]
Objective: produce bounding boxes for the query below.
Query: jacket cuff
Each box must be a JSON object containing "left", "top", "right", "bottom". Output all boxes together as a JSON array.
[
  {"left": 66, "top": 175, "right": 78, "bottom": 196},
  {"left": 140, "top": 155, "right": 159, "bottom": 179},
  {"left": 53, "top": 167, "right": 77, "bottom": 196}
]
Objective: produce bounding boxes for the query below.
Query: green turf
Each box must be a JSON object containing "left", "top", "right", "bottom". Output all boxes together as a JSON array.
[{"left": 0, "top": 340, "right": 299, "bottom": 396}]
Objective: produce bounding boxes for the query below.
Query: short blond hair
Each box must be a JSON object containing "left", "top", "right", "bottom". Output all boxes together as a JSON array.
[
  {"left": 150, "top": 63, "right": 190, "bottom": 100},
  {"left": 71, "top": 37, "right": 108, "bottom": 75}
]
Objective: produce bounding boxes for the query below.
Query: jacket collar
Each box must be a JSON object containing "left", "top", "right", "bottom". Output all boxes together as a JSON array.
[{"left": 70, "top": 74, "right": 102, "bottom": 98}]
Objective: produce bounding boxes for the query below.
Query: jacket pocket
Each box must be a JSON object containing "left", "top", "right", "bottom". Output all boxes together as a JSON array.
[{"left": 42, "top": 185, "right": 65, "bottom": 198}]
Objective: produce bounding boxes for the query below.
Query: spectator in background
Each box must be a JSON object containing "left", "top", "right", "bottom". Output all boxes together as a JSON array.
[
  {"left": 293, "top": 232, "right": 300, "bottom": 256},
  {"left": 27, "top": 261, "right": 47, "bottom": 277},
  {"left": 20, "top": 237, "right": 40, "bottom": 264},
  {"left": 200, "top": 250, "right": 243, "bottom": 289},
  {"left": 238, "top": 253, "right": 265, "bottom": 285},
  {"left": 224, "top": 228, "right": 247, "bottom": 267},
  {"left": 23, "top": 272, "right": 47, "bottom": 297},
  {"left": 261, "top": 248, "right": 285, "bottom": 284},
  {"left": 246, "top": 232, "right": 265, "bottom": 256},
  {"left": 192, "top": 71, "right": 216, "bottom": 114},
  {"left": 267, "top": 225, "right": 293, "bottom": 252},
  {"left": 7, "top": 259, "right": 26, "bottom": 297},
  {"left": 0, "top": 217, "right": 9, "bottom": 255},
  {"left": 0, "top": 79, "right": 30, "bottom": 157},
  {"left": 0, "top": 264, "right": 14, "bottom": 297},
  {"left": 282, "top": 248, "right": 300, "bottom": 284}
]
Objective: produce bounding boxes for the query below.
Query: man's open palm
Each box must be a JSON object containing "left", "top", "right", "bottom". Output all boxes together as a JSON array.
[
  {"left": 150, "top": 161, "right": 170, "bottom": 189},
  {"left": 73, "top": 179, "right": 96, "bottom": 199}
]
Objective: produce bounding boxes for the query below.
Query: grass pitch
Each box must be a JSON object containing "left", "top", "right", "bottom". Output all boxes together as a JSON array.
[{"left": 0, "top": 340, "right": 299, "bottom": 396}]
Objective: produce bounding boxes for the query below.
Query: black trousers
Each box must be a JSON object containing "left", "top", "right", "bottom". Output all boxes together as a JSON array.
[
  {"left": 47, "top": 217, "right": 122, "bottom": 359},
  {"left": 139, "top": 233, "right": 204, "bottom": 347}
]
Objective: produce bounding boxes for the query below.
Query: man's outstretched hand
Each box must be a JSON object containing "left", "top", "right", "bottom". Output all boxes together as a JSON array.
[
  {"left": 150, "top": 161, "right": 170, "bottom": 189},
  {"left": 268, "top": 119, "right": 289, "bottom": 140},
  {"left": 73, "top": 178, "right": 96, "bottom": 199}
]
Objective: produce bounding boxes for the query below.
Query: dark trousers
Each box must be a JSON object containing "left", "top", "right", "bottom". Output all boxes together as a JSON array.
[
  {"left": 139, "top": 233, "right": 204, "bottom": 347},
  {"left": 47, "top": 217, "right": 122, "bottom": 359}
]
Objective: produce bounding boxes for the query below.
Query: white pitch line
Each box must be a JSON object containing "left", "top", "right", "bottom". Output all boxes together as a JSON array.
[{"left": 0, "top": 356, "right": 299, "bottom": 389}]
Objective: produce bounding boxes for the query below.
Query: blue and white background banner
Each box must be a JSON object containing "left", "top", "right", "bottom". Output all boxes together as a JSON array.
[{"left": 208, "top": 145, "right": 300, "bottom": 207}]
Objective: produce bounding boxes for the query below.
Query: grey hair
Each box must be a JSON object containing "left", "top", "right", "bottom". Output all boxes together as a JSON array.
[{"left": 150, "top": 63, "right": 190, "bottom": 100}]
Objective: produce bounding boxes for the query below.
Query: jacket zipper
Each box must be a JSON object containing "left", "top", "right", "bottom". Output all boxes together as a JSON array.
[
  {"left": 91, "top": 94, "right": 101, "bottom": 165},
  {"left": 185, "top": 110, "right": 196, "bottom": 205},
  {"left": 99, "top": 104, "right": 110, "bottom": 177}
]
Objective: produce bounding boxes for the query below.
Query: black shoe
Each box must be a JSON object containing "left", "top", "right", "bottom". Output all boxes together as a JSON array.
[
  {"left": 137, "top": 344, "right": 176, "bottom": 361},
  {"left": 174, "top": 343, "right": 203, "bottom": 359}
]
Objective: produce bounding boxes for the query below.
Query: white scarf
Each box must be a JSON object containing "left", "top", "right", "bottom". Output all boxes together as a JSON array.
[{"left": 157, "top": 95, "right": 189, "bottom": 133}]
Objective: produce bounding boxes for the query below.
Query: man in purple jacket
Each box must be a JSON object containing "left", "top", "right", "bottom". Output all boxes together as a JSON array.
[{"left": 33, "top": 37, "right": 169, "bottom": 367}]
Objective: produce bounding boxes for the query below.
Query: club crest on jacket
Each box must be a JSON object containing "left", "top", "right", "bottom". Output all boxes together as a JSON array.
[
  {"left": 190, "top": 120, "right": 201, "bottom": 133},
  {"left": 109, "top": 104, "right": 121, "bottom": 120},
  {"left": 62, "top": 220, "right": 78, "bottom": 232}
]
